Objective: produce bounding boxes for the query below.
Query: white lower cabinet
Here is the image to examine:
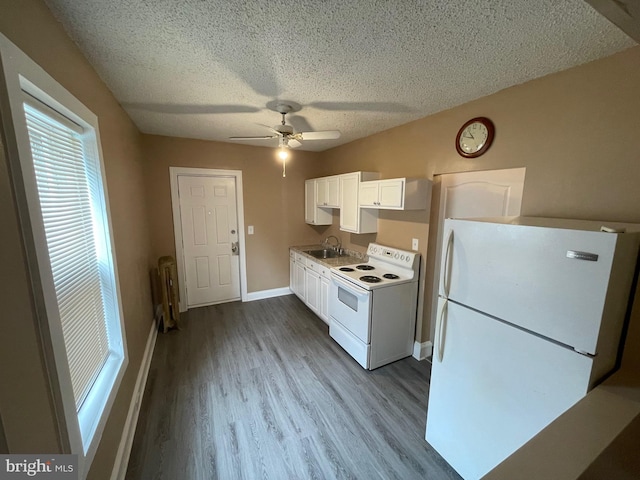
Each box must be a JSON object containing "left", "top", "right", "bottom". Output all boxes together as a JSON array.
[
  {"left": 289, "top": 249, "right": 331, "bottom": 324},
  {"left": 319, "top": 275, "right": 330, "bottom": 323},
  {"left": 305, "top": 268, "right": 320, "bottom": 314},
  {"left": 289, "top": 254, "right": 295, "bottom": 294},
  {"left": 293, "top": 253, "right": 306, "bottom": 301}
]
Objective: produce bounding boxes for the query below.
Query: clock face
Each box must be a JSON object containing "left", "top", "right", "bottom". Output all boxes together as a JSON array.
[
  {"left": 459, "top": 122, "right": 488, "bottom": 154},
  {"left": 455, "top": 117, "right": 495, "bottom": 158}
]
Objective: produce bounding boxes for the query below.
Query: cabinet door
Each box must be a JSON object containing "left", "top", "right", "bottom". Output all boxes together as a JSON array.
[
  {"left": 294, "top": 261, "right": 306, "bottom": 300},
  {"left": 305, "top": 180, "right": 316, "bottom": 223},
  {"left": 316, "top": 178, "right": 328, "bottom": 206},
  {"left": 305, "top": 269, "right": 320, "bottom": 313},
  {"left": 326, "top": 176, "right": 340, "bottom": 207},
  {"left": 306, "top": 179, "right": 332, "bottom": 225},
  {"left": 289, "top": 256, "right": 295, "bottom": 293},
  {"left": 319, "top": 276, "right": 330, "bottom": 323},
  {"left": 378, "top": 179, "right": 404, "bottom": 208},
  {"left": 339, "top": 173, "right": 360, "bottom": 232},
  {"left": 359, "top": 181, "right": 379, "bottom": 207}
]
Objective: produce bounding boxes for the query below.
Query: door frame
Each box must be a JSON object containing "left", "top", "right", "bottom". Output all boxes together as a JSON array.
[{"left": 170, "top": 166, "right": 248, "bottom": 311}]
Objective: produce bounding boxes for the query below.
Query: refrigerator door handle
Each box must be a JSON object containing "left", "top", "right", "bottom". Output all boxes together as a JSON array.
[
  {"left": 437, "top": 299, "right": 449, "bottom": 362},
  {"left": 443, "top": 229, "right": 454, "bottom": 298}
]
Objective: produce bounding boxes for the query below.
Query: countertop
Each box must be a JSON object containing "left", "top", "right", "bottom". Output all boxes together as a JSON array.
[
  {"left": 485, "top": 369, "right": 640, "bottom": 479},
  {"left": 290, "top": 244, "right": 366, "bottom": 268}
]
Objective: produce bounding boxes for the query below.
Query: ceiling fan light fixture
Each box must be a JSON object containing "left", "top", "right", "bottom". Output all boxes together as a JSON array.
[
  {"left": 277, "top": 136, "right": 289, "bottom": 177},
  {"left": 277, "top": 147, "right": 289, "bottom": 160}
]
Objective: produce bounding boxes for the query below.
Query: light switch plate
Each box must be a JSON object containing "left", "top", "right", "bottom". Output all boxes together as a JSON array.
[
  {"left": 412, "top": 238, "right": 419, "bottom": 250},
  {"left": 248, "top": 226, "right": 254, "bottom": 235}
]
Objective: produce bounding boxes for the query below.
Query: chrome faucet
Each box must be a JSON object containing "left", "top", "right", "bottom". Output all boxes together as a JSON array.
[{"left": 324, "top": 235, "right": 341, "bottom": 252}]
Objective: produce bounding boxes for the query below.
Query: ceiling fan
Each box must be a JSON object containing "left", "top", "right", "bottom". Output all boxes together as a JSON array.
[{"left": 229, "top": 102, "right": 341, "bottom": 149}]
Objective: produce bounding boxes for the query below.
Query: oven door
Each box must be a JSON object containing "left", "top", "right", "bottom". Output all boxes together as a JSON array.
[{"left": 329, "top": 274, "right": 372, "bottom": 343}]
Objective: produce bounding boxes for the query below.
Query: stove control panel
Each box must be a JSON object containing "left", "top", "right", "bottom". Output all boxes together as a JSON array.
[{"left": 367, "top": 243, "right": 418, "bottom": 268}]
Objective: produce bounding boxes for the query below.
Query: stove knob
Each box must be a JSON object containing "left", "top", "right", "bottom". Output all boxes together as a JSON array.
[
  {"left": 406, "top": 256, "right": 411, "bottom": 262},
  {"left": 394, "top": 253, "right": 399, "bottom": 259},
  {"left": 400, "top": 254, "right": 405, "bottom": 261}
]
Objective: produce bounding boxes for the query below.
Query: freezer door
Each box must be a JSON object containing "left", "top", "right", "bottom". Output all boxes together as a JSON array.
[
  {"left": 426, "top": 299, "right": 592, "bottom": 480},
  {"left": 440, "top": 218, "right": 636, "bottom": 355}
]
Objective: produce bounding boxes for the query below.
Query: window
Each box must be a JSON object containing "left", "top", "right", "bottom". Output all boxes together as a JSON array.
[
  {"left": 23, "top": 95, "right": 115, "bottom": 412},
  {"left": 0, "top": 33, "right": 127, "bottom": 475}
]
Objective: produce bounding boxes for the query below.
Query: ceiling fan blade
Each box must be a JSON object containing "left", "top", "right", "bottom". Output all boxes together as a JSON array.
[
  {"left": 288, "top": 139, "right": 302, "bottom": 149},
  {"left": 256, "top": 124, "right": 283, "bottom": 135},
  {"left": 229, "top": 135, "right": 277, "bottom": 141},
  {"left": 299, "top": 130, "right": 341, "bottom": 140}
]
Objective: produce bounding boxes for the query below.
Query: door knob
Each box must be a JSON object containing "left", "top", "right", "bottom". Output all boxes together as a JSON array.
[{"left": 231, "top": 241, "right": 239, "bottom": 255}]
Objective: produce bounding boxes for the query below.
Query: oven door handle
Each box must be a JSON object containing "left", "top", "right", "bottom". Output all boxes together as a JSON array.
[{"left": 331, "top": 274, "right": 370, "bottom": 298}]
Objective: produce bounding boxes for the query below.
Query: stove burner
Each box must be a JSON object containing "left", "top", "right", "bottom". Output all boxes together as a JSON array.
[
  {"left": 339, "top": 267, "right": 355, "bottom": 272},
  {"left": 383, "top": 273, "right": 400, "bottom": 280},
  {"left": 360, "top": 275, "right": 382, "bottom": 283},
  {"left": 356, "top": 265, "right": 375, "bottom": 271}
]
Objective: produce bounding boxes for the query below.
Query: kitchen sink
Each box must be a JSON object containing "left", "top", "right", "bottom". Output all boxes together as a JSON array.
[{"left": 306, "top": 248, "right": 342, "bottom": 259}]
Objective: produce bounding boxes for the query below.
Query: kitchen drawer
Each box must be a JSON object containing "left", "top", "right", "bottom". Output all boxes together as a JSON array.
[
  {"left": 290, "top": 249, "right": 295, "bottom": 258},
  {"left": 306, "top": 257, "right": 320, "bottom": 269},
  {"left": 319, "top": 266, "right": 331, "bottom": 279},
  {"left": 295, "top": 253, "right": 306, "bottom": 263}
]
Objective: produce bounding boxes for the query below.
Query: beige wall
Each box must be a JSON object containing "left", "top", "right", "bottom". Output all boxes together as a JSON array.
[
  {"left": 0, "top": 1, "right": 153, "bottom": 478},
  {"left": 319, "top": 46, "right": 640, "bottom": 358},
  {"left": 142, "top": 134, "right": 328, "bottom": 293}
]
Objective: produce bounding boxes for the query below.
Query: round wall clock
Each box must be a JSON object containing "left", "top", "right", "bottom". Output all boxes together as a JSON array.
[{"left": 455, "top": 117, "right": 495, "bottom": 158}]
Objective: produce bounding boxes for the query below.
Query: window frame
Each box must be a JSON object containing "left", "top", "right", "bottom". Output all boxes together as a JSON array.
[{"left": 0, "top": 33, "right": 128, "bottom": 477}]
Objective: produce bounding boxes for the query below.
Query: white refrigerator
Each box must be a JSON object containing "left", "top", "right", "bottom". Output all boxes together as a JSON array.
[{"left": 425, "top": 216, "right": 640, "bottom": 480}]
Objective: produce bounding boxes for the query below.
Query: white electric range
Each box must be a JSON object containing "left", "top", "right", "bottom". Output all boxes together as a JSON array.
[{"left": 329, "top": 243, "right": 420, "bottom": 369}]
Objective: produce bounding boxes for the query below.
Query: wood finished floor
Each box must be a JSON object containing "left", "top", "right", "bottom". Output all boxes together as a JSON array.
[{"left": 126, "top": 294, "right": 460, "bottom": 480}]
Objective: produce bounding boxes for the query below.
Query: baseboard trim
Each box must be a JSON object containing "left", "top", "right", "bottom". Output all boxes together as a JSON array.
[
  {"left": 110, "top": 319, "right": 158, "bottom": 480},
  {"left": 412, "top": 341, "right": 433, "bottom": 361},
  {"left": 245, "top": 287, "right": 292, "bottom": 302}
]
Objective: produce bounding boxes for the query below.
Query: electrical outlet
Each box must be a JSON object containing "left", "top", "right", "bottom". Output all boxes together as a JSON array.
[
  {"left": 248, "top": 226, "right": 254, "bottom": 235},
  {"left": 412, "top": 238, "right": 419, "bottom": 250}
]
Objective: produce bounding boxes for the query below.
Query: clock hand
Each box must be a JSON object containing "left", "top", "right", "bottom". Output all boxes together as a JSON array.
[{"left": 462, "top": 132, "right": 475, "bottom": 139}]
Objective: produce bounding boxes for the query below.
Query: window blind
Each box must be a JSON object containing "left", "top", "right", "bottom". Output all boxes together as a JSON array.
[{"left": 23, "top": 98, "right": 110, "bottom": 411}]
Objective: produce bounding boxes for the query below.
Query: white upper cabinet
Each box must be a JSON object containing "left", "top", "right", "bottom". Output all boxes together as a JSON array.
[
  {"left": 305, "top": 179, "right": 332, "bottom": 225},
  {"left": 359, "top": 178, "right": 431, "bottom": 210},
  {"left": 316, "top": 175, "right": 340, "bottom": 208},
  {"left": 340, "top": 172, "right": 379, "bottom": 233}
]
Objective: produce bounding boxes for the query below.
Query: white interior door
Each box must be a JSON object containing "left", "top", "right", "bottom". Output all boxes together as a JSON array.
[
  {"left": 178, "top": 175, "right": 241, "bottom": 307},
  {"left": 429, "top": 168, "right": 526, "bottom": 340}
]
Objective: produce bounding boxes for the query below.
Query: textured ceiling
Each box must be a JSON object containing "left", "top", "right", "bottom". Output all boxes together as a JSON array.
[{"left": 45, "top": 0, "right": 635, "bottom": 152}]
